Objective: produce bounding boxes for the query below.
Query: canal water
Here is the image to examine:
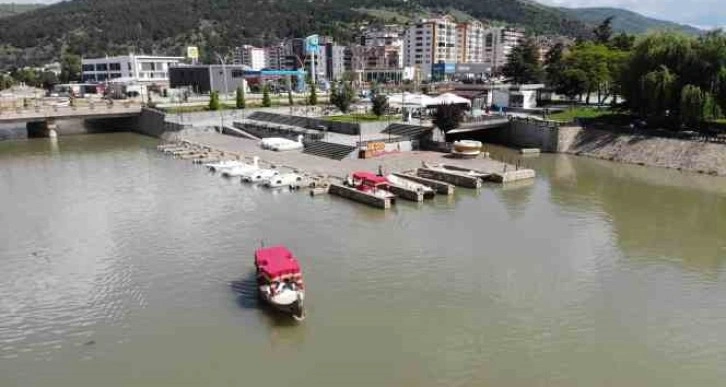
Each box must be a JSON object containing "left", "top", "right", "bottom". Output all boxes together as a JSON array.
[{"left": 1, "top": 133, "right": 726, "bottom": 386}]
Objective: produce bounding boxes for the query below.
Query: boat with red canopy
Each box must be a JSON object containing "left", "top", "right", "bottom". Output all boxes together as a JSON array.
[
  {"left": 254, "top": 245, "right": 305, "bottom": 320},
  {"left": 347, "top": 171, "right": 396, "bottom": 201}
]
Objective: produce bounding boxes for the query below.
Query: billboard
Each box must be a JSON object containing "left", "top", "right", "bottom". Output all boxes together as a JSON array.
[
  {"left": 305, "top": 35, "right": 320, "bottom": 54},
  {"left": 186, "top": 46, "right": 199, "bottom": 60}
]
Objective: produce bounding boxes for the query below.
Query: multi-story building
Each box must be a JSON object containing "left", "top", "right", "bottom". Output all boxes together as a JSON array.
[
  {"left": 404, "top": 15, "right": 459, "bottom": 79},
  {"left": 233, "top": 45, "right": 267, "bottom": 70},
  {"left": 457, "top": 21, "right": 486, "bottom": 64},
  {"left": 81, "top": 54, "right": 183, "bottom": 84},
  {"left": 324, "top": 43, "right": 347, "bottom": 81},
  {"left": 483, "top": 27, "right": 524, "bottom": 72}
]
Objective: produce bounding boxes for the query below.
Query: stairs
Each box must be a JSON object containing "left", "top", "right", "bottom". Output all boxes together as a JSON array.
[{"left": 303, "top": 141, "right": 357, "bottom": 161}]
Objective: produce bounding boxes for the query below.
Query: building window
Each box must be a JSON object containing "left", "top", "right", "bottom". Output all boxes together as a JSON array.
[
  {"left": 231, "top": 69, "right": 245, "bottom": 78},
  {"left": 82, "top": 64, "right": 94, "bottom": 72},
  {"left": 95, "top": 64, "right": 107, "bottom": 71},
  {"left": 109, "top": 63, "right": 121, "bottom": 71}
]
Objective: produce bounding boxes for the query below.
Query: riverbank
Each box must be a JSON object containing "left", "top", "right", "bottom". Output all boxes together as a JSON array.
[{"left": 558, "top": 126, "right": 726, "bottom": 177}]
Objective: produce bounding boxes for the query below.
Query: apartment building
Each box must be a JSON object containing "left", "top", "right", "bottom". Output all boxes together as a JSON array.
[
  {"left": 404, "top": 15, "right": 458, "bottom": 79},
  {"left": 233, "top": 45, "right": 267, "bottom": 70},
  {"left": 483, "top": 27, "right": 525, "bottom": 72},
  {"left": 457, "top": 21, "right": 486, "bottom": 64}
]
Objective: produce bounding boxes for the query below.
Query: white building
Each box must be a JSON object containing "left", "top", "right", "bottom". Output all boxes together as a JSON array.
[
  {"left": 404, "top": 15, "right": 459, "bottom": 79},
  {"left": 352, "top": 25, "right": 405, "bottom": 82},
  {"left": 234, "top": 45, "right": 267, "bottom": 70},
  {"left": 81, "top": 54, "right": 183, "bottom": 84},
  {"left": 483, "top": 27, "right": 524, "bottom": 72}
]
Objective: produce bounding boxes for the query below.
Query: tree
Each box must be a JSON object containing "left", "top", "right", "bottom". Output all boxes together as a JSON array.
[
  {"left": 371, "top": 94, "right": 389, "bottom": 117},
  {"left": 432, "top": 104, "right": 465, "bottom": 139},
  {"left": 544, "top": 42, "right": 565, "bottom": 88},
  {"left": 641, "top": 65, "right": 677, "bottom": 117},
  {"left": 59, "top": 53, "right": 81, "bottom": 83},
  {"left": 330, "top": 81, "right": 355, "bottom": 113},
  {"left": 39, "top": 71, "right": 58, "bottom": 90},
  {"left": 556, "top": 68, "right": 589, "bottom": 102},
  {"left": 208, "top": 91, "right": 221, "bottom": 111},
  {"left": 308, "top": 80, "right": 318, "bottom": 106},
  {"left": 0, "top": 74, "right": 14, "bottom": 90},
  {"left": 593, "top": 17, "right": 614, "bottom": 45},
  {"left": 502, "top": 38, "right": 544, "bottom": 84},
  {"left": 610, "top": 33, "right": 635, "bottom": 51},
  {"left": 680, "top": 84, "right": 705, "bottom": 127},
  {"left": 262, "top": 84, "right": 272, "bottom": 107},
  {"left": 236, "top": 86, "right": 245, "bottom": 109}
]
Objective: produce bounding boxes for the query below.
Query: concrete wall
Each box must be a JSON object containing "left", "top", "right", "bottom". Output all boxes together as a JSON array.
[{"left": 480, "top": 118, "right": 560, "bottom": 152}]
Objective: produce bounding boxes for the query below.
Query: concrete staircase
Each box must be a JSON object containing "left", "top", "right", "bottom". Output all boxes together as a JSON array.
[{"left": 303, "top": 141, "right": 357, "bottom": 160}]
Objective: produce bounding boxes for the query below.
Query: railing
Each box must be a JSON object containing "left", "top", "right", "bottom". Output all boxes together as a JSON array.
[{"left": 0, "top": 102, "right": 142, "bottom": 119}]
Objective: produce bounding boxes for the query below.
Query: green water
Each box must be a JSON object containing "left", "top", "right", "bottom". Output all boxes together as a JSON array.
[{"left": 1, "top": 133, "right": 725, "bottom": 386}]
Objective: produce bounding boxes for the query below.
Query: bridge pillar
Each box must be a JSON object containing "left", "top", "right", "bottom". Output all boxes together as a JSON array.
[{"left": 25, "top": 119, "right": 57, "bottom": 138}]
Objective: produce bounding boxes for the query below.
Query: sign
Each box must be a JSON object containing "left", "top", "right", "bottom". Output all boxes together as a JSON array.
[
  {"left": 305, "top": 35, "right": 320, "bottom": 54},
  {"left": 186, "top": 46, "right": 199, "bottom": 60},
  {"left": 366, "top": 142, "right": 385, "bottom": 152}
]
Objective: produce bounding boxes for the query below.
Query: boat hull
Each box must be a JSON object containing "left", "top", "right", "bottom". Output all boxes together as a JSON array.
[{"left": 258, "top": 287, "right": 305, "bottom": 320}]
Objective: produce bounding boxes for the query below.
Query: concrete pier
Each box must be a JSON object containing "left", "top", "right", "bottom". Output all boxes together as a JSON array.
[
  {"left": 328, "top": 184, "right": 392, "bottom": 209},
  {"left": 387, "top": 184, "right": 424, "bottom": 202},
  {"left": 488, "top": 169, "right": 536, "bottom": 183},
  {"left": 416, "top": 168, "right": 482, "bottom": 189},
  {"left": 392, "top": 173, "right": 455, "bottom": 195}
]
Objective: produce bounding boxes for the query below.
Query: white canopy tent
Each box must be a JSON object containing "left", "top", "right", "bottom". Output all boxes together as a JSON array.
[
  {"left": 430, "top": 92, "right": 471, "bottom": 106},
  {"left": 386, "top": 92, "right": 438, "bottom": 108}
]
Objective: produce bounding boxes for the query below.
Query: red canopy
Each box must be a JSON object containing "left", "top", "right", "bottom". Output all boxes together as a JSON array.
[
  {"left": 255, "top": 246, "right": 301, "bottom": 279},
  {"left": 353, "top": 171, "right": 388, "bottom": 185}
]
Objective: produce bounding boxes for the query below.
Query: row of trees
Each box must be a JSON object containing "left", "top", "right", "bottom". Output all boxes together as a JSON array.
[
  {"left": 503, "top": 17, "right": 726, "bottom": 128},
  {"left": 0, "top": 53, "right": 81, "bottom": 91}
]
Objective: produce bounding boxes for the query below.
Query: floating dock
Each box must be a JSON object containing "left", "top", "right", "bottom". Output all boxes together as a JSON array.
[
  {"left": 392, "top": 173, "right": 455, "bottom": 195},
  {"left": 416, "top": 168, "right": 482, "bottom": 189},
  {"left": 488, "top": 169, "right": 536, "bottom": 183},
  {"left": 387, "top": 184, "right": 424, "bottom": 202},
  {"left": 520, "top": 148, "right": 541, "bottom": 154},
  {"left": 328, "top": 184, "right": 393, "bottom": 209}
]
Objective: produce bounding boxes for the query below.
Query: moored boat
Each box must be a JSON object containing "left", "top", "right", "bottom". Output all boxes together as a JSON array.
[
  {"left": 346, "top": 171, "right": 397, "bottom": 201},
  {"left": 242, "top": 168, "right": 280, "bottom": 183},
  {"left": 255, "top": 245, "right": 305, "bottom": 320},
  {"left": 221, "top": 157, "right": 260, "bottom": 177},
  {"left": 260, "top": 135, "right": 304, "bottom": 152},
  {"left": 206, "top": 159, "right": 246, "bottom": 173},
  {"left": 263, "top": 173, "right": 305, "bottom": 188}
]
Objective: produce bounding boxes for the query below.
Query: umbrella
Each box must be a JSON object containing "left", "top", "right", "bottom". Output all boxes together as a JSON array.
[{"left": 430, "top": 93, "right": 471, "bottom": 106}]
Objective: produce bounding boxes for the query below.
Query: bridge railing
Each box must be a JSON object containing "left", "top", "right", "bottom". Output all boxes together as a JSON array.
[{"left": 0, "top": 102, "right": 143, "bottom": 119}]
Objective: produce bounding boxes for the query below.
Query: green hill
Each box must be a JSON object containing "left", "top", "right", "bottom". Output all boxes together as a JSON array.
[
  {"left": 561, "top": 7, "right": 702, "bottom": 35},
  {"left": 0, "top": 0, "right": 593, "bottom": 68},
  {"left": 0, "top": 3, "right": 45, "bottom": 18}
]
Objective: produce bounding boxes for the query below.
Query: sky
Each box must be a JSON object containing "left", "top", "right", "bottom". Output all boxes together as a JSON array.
[
  {"left": 0, "top": 0, "right": 724, "bottom": 29},
  {"left": 539, "top": 0, "right": 725, "bottom": 29}
]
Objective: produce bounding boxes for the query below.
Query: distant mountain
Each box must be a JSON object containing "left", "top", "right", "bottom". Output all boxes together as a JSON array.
[
  {"left": 0, "top": 0, "right": 594, "bottom": 68},
  {"left": 561, "top": 7, "right": 702, "bottom": 35},
  {"left": 0, "top": 3, "right": 45, "bottom": 18}
]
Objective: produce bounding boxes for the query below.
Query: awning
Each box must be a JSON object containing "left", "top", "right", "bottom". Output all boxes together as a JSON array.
[
  {"left": 430, "top": 93, "right": 472, "bottom": 106},
  {"left": 255, "top": 246, "right": 301, "bottom": 279}
]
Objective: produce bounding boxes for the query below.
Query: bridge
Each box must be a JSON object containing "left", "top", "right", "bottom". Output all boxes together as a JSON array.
[
  {"left": 447, "top": 116, "right": 510, "bottom": 135},
  {"left": 0, "top": 102, "right": 142, "bottom": 123}
]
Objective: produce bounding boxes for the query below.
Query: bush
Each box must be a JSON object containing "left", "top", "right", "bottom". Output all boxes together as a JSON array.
[
  {"left": 371, "top": 94, "right": 389, "bottom": 117},
  {"left": 208, "top": 91, "right": 220, "bottom": 111},
  {"left": 236, "top": 86, "right": 246, "bottom": 109},
  {"left": 262, "top": 85, "right": 271, "bottom": 107}
]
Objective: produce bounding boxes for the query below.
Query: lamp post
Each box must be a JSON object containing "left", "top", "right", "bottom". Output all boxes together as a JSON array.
[{"left": 214, "top": 53, "right": 229, "bottom": 102}]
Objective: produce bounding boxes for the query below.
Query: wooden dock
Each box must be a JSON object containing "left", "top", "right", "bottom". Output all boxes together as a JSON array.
[
  {"left": 387, "top": 184, "right": 424, "bottom": 202},
  {"left": 488, "top": 169, "right": 536, "bottom": 183},
  {"left": 416, "top": 168, "right": 482, "bottom": 189},
  {"left": 392, "top": 173, "right": 455, "bottom": 195},
  {"left": 328, "top": 184, "right": 393, "bottom": 209}
]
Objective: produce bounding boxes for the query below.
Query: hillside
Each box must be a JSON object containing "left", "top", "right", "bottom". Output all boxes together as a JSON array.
[
  {"left": 0, "top": 0, "right": 592, "bottom": 68},
  {"left": 0, "top": 3, "right": 44, "bottom": 18},
  {"left": 561, "top": 7, "right": 702, "bottom": 35}
]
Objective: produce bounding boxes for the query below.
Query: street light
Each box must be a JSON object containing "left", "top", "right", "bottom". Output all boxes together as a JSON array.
[{"left": 214, "top": 53, "right": 230, "bottom": 102}]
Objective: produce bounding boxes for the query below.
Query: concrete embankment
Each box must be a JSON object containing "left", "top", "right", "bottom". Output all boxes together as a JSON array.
[{"left": 480, "top": 118, "right": 726, "bottom": 177}]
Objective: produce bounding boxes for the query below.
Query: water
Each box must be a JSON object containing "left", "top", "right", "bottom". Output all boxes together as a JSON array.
[{"left": 1, "top": 133, "right": 726, "bottom": 386}]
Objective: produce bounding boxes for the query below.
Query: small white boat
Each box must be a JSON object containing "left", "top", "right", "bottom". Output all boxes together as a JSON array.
[
  {"left": 241, "top": 167, "right": 279, "bottom": 183},
  {"left": 270, "top": 135, "right": 304, "bottom": 152},
  {"left": 386, "top": 174, "right": 435, "bottom": 198},
  {"left": 221, "top": 157, "right": 260, "bottom": 177},
  {"left": 206, "top": 159, "right": 245, "bottom": 172},
  {"left": 452, "top": 140, "right": 482, "bottom": 158},
  {"left": 259, "top": 137, "right": 288, "bottom": 150},
  {"left": 263, "top": 173, "right": 305, "bottom": 188}
]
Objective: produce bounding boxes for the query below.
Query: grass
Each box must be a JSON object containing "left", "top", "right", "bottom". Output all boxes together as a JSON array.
[
  {"left": 324, "top": 114, "right": 397, "bottom": 123},
  {"left": 549, "top": 107, "right": 613, "bottom": 122}
]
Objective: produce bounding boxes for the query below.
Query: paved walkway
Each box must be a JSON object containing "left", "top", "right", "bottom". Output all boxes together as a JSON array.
[{"left": 182, "top": 132, "right": 512, "bottom": 179}]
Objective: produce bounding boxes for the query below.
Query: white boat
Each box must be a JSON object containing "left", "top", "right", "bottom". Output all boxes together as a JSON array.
[
  {"left": 241, "top": 167, "right": 279, "bottom": 183},
  {"left": 259, "top": 137, "right": 288, "bottom": 150},
  {"left": 270, "top": 135, "right": 304, "bottom": 152},
  {"left": 263, "top": 173, "right": 305, "bottom": 188},
  {"left": 221, "top": 157, "right": 260, "bottom": 177},
  {"left": 452, "top": 140, "right": 482, "bottom": 158},
  {"left": 255, "top": 245, "right": 305, "bottom": 320},
  {"left": 205, "top": 159, "right": 245, "bottom": 172},
  {"left": 386, "top": 174, "right": 435, "bottom": 198}
]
